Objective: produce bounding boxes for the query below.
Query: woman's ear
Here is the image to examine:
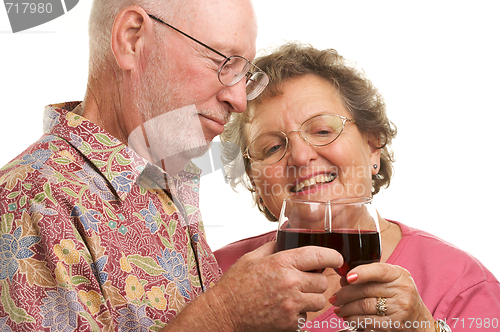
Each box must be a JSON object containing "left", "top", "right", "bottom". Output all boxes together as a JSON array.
[
  {"left": 368, "top": 135, "right": 382, "bottom": 175},
  {"left": 111, "top": 6, "right": 151, "bottom": 71},
  {"left": 248, "top": 176, "right": 265, "bottom": 207}
]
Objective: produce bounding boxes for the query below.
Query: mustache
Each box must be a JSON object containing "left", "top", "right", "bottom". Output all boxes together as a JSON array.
[{"left": 198, "top": 107, "right": 231, "bottom": 124}]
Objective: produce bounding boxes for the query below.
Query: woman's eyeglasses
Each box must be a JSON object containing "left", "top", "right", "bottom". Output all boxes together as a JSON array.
[{"left": 243, "top": 114, "right": 355, "bottom": 165}]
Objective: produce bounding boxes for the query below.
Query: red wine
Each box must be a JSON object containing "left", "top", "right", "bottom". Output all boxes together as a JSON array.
[{"left": 276, "top": 229, "right": 381, "bottom": 277}]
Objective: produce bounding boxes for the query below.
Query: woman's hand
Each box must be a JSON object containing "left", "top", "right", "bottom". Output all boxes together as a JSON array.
[{"left": 332, "top": 263, "right": 435, "bottom": 332}]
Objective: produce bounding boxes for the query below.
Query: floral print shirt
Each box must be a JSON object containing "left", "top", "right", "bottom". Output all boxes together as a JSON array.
[{"left": 0, "top": 102, "right": 221, "bottom": 331}]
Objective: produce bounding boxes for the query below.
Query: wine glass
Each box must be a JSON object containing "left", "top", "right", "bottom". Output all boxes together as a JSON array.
[
  {"left": 276, "top": 197, "right": 381, "bottom": 278},
  {"left": 328, "top": 197, "right": 381, "bottom": 278},
  {"left": 277, "top": 198, "right": 381, "bottom": 331}
]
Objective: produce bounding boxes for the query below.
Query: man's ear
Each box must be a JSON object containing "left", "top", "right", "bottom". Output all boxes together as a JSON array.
[{"left": 111, "top": 6, "right": 151, "bottom": 71}]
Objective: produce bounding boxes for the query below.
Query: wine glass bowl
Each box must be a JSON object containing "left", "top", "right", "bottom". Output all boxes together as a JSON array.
[
  {"left": 276, "top": 197, "right": 381, "bottom": 278},
  {"left": 279, "top": 199, "right": 330, "bottom": 232}
]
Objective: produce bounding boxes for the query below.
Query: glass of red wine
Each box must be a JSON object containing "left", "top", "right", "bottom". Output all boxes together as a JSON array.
[{"left": 276, "top": 197, "right": 381, "bottom": 278}]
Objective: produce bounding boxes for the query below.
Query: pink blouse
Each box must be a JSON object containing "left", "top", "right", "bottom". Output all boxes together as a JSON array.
[{"left": 214, "top": 220, "right": 500, "bottom": 331}]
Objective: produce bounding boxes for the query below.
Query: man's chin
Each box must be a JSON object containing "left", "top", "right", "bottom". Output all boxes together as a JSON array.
[
  {"left": 186, "top": 142, "right": 211, "bottom": 160},
  {"left": 160, "top": 144, "right": 210, "bottom": 175}
]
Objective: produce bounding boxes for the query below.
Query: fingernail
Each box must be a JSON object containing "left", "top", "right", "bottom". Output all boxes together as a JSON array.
[
  {"left": 346, "top": 273, "right": 358, "bottom": 283},
  {"left": 333, "top": 306, "right": 341, "bottom": 314},
  {"left": 329, "top": 294, "right": 337, "bottom": 305}
]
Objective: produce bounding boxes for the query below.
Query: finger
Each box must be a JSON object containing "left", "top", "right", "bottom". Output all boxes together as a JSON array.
[
  {"left": 296, "top": 313, "right": 308, "bottom": 330},
  {"left": 339, "top": 276, "right": 349, "bottom": 287},
  {"left": 335, "top": 281, "right": 384, "bottom": 306},
  {"left": 244, "top": 241, "right": 277, "bottom": 258},
  {"left": 345, "top": 262, "right": 407, "bottom": 284},
  {"left": 279, "top": 246, "right": 344, "bottom": 272},
  {"left": 300, "top": 292, "right": 328, "bottom": 313},
  {"left": 334, "top": 296, "right": 389, "bottom": 318},
  {"left": 297, "top": 272, "right": 329, "bottom": 294}
]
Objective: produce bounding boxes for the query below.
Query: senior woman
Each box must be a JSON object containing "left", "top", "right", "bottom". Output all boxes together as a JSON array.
[{"left": 214, "top": 43, "right": 500, "bottom": 332}]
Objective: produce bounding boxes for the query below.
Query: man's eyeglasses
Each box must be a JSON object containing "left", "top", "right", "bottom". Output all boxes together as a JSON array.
[
  {"left": 243, "top": 114, "right": 355, "bottom": 165},
  {"left": 148, "top": 14, "right": 269, "bottom": 101}
]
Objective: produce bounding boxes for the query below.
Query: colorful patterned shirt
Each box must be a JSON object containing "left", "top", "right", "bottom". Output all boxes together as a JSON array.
[{"left": 0, "top": 102, "right": 221, "bottom": 331}]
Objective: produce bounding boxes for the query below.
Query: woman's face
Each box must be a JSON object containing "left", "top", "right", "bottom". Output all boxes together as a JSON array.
[{"left": 245, "top": 74, "right": 381, "bottom": 218}]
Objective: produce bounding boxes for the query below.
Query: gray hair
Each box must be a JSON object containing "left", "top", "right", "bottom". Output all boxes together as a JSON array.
[{"left": 88, "top": 0, "right": 186, "bottom": 78}]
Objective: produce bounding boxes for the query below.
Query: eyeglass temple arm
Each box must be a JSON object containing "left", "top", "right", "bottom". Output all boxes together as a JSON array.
[
  {"left": 339, "top": 115, "right": 355, "bottom": 123},
  {"left": 147, "top": 14, "right": 229, "bottom": 60}
]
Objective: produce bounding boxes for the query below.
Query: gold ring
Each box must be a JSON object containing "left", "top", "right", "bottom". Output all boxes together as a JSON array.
[{"left": 376, "top": 297, "right": 387, "bottom": 316}]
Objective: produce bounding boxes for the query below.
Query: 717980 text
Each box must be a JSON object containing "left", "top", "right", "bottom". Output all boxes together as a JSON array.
[{"left": 448, "top": 317, "right": 498, "bottom": 329}]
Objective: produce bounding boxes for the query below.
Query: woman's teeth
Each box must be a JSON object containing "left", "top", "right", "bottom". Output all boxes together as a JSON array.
[{"left": 292, "top": 174, "right": 336, "bottom": 192}]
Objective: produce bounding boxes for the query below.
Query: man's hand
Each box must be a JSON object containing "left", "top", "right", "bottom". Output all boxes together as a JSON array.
[
  {"left": 161, "top": 241, "right": 343, "bottom": 332},
  {"left": 212, "top": 242, "right": 344, "bottom": 331}
]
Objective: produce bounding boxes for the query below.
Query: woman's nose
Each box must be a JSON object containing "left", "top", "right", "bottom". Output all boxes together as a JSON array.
[{"left": 285, "top": 132, "right": 319, "bottom": 167}]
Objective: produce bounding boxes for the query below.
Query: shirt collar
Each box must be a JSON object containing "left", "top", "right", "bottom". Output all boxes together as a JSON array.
[{"left": 43, "top": 102, "right": 201, "bottom": 200}]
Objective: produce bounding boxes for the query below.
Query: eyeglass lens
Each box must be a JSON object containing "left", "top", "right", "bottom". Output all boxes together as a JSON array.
[
  {"left": 247, "top": 114, "right": 346, "bottom": 164},
  {"left": 219, "top": 56, "right": 269, "bottom": 100},
  {"left": 147, "top": 14, "right": 268, "bottom": 100}
]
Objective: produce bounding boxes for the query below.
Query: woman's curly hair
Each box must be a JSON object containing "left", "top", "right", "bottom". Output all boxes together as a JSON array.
[{"left": 221, "top": 42, "right": 397, "bottom": 221}]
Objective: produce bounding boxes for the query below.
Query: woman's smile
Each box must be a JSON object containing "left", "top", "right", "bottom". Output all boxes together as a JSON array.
[{"left": 290, "top": 172, "right": 337, "bottom": 194}]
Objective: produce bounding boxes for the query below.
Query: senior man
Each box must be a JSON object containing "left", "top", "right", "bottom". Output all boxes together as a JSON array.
[{"left": 0, "top": 0, "right": 343, "bottom": 331}]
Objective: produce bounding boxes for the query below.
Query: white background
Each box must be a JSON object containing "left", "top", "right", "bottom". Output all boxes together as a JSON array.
[{"left": 1, "top": 1, "right": 499, "bottom": 278}]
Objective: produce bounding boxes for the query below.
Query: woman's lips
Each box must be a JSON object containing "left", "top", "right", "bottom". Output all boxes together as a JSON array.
[{"left": 290, "top": 173, "right": 337, "bottom": 193}]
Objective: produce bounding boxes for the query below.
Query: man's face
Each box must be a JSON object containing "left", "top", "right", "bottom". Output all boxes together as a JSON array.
[
  {"left": 129, "top": 43, "right": 210, "bottom": 171},
  {"left": 156, "top": 0, "right": 258, "bottom": 141},
  {"left": 129, "top": 0, "right": 258, "bottom": 172}
]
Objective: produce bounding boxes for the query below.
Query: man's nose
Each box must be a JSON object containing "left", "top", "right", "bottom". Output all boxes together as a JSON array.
[{"left": 218, "top": 78, "right": 247, "bottom": 114}]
